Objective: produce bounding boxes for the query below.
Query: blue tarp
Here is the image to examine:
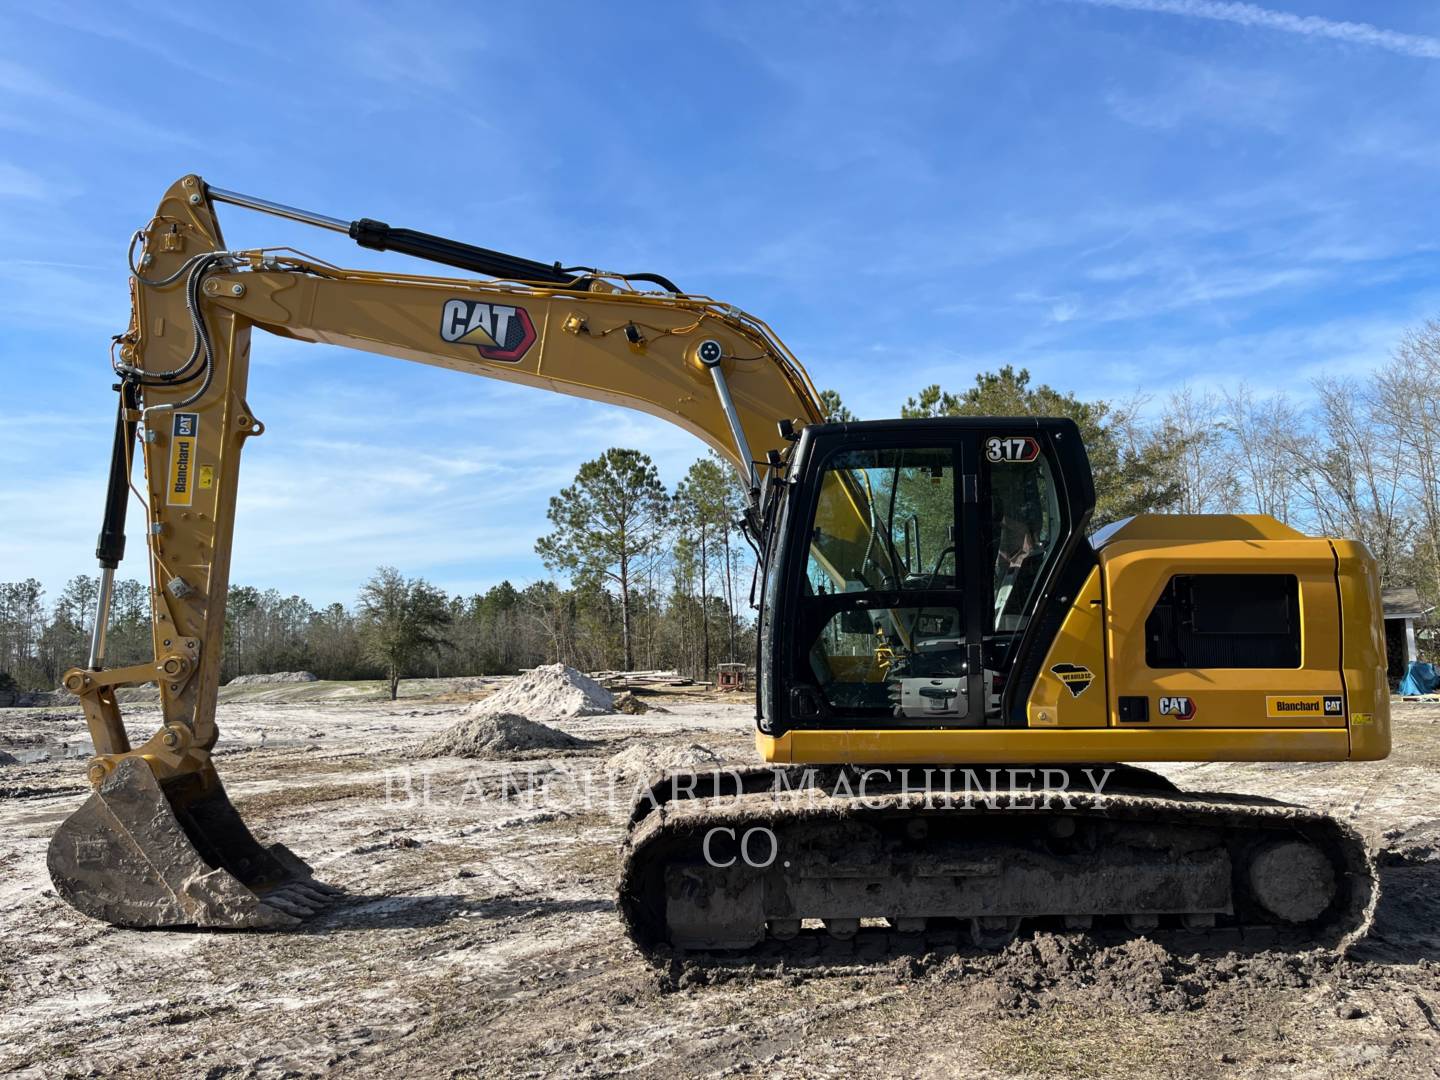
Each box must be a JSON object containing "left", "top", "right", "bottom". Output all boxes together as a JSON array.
[{"left": 1398, "top": 661, "right": 1439, "bottom": 696}]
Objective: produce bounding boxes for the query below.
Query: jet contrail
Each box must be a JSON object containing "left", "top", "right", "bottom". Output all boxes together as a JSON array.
[{"left": 1069, "top": 0, "right": 1440, "bottom": 60}]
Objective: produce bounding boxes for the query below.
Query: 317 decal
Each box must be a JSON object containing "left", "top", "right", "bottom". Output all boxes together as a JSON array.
[{"left": 984, "top": 436, "right": 1039, "bottom": 463}]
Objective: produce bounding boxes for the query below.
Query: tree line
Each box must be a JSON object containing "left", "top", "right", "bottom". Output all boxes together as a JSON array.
[
  {"left": 868, "top": 325, "right": 1440, "bottom": 608},
  {"left": 5, "top": 321, "right": 1440, "bottom": 691},
  {"left": 0, "top": 455, "right": 755, "bottom": 694}
]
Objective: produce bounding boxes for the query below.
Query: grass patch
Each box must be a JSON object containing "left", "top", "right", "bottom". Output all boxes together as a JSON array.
[
  {"left": 232, "top": 781, "right": 369, "bottom": 817},
  {"left": 977, "top": 1004, "right": 1206, "bottom": 1079}
]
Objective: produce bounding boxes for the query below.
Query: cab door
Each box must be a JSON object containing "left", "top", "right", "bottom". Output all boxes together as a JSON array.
[
  {"left": 780, "top": 430, "right": 986, "bottom": 729},
  {"left": 767, "top": 418, "right": 1095, "bottom": 735}
]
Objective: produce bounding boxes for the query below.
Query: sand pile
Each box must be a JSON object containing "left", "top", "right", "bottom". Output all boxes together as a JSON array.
[
  {"left": 472, "top": 664, "right": 613, "bottom": 719},
  {"left": 607, "top": 742, "right": 723, "bottom": 781},
  {"left": 419, "top": 664, "right": 613, "bottom": 758},
  {"left": 227, "top": 671, "right": 319, "bottom": 686},
  {"left": 419, "top": 712, "right": 591, "bottom": 759}
]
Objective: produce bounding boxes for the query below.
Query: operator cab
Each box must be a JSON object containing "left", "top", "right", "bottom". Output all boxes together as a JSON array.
[{"left": 758, "top": 417, "right": 1095, "bottom": 734}]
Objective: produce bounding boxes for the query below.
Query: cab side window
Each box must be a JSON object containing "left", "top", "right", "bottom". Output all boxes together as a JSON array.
[{"left": 987, "top": 443, "right": 1062, "bottom": 633}]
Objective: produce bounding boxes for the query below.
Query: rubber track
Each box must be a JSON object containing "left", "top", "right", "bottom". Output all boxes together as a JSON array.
[{"left": 616, "top": 766, "right": 1377, "bottom": 960}]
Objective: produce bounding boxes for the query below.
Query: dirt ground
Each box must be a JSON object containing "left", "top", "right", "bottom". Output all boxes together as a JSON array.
[{"left": 2, "top": 682, "right": 1438, "bottom": 1079}]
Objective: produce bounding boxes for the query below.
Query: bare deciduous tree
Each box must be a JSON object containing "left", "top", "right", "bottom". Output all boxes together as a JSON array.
[
  {"left": 1287, "top": 378, "right": 1411, "bottom": 583},
  {"left": 1220, "top": 385, "right": 1299, "bottom": 524},
  {"left": 1377, "top": 322, "right": 1440, "bottom": 600},
  {"left": 1162, "top": 387, "right": 1240, "bottom": 514}
]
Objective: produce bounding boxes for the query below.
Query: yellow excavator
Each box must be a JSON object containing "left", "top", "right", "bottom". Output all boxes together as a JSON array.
[{"left": 50, "top": 175, "right": 1389, "bottom": 955}]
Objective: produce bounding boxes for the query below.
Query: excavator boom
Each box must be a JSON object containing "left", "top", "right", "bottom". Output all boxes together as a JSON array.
[{"left": 51, "top": 175, "right": 824, "bottom": 928}]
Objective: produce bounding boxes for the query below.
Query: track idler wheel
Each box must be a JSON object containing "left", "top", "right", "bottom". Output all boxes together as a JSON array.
[
  {"left": 48, "top": 757, "right": 341, "bottom": 929},
  {"left": 1247, "top": 840, "right": 1337, "bottom": 924}
]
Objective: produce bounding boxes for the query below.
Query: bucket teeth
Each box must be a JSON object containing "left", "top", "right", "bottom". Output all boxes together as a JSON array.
[
  {"left": 260, "top": 893, "right": 316, "bottom": 919},
  {"left": 260, "top": 881, "right": 345, "bottom": 919},
  {"left": 251, "top": 905, "right": 304, "bottom": 929},
  {"left": 285, "top": 882, "right": 340, "bottom": 907}
]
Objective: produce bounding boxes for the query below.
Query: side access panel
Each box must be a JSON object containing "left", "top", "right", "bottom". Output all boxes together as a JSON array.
[
  {"left": 1332, "top": 539, "right": 1391, "bottom": 760},
  {"left": 1102, "top": 538, "right": 1346, "bottom": 730}
]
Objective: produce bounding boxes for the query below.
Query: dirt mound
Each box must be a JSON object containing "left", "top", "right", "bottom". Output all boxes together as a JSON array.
[
  {"left": 607, "top": 742, "right": 723, "bottom": 781},
  {"left": 227, "top": 671, "right": 320, "bottom": 686},
  {"left": 614, "top": 692, "right": 665, "bottom": 715},
  {"left": 1, "top": 688, "right": 69, "bottom": 707},
  {"left": 665, "top": 929, "right": 1354, "bottom": 1016},
  {"left": 951, "top": 933, "right": 1206, "bottom": 1013},
  {"left": 419, "top": 712, "right": 592, "bottom": 759},
  {"left": 470, "top": 664, "right": 613, "bottom": 719},
  {"left": 915, "top": 932, "right": 1343, "bottom": 1015},
  {"left": 1377, "top": 821, "right": 1440, "bottom": 865}
]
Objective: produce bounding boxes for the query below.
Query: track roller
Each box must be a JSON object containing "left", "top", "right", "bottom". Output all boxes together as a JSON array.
[{"left": 970, "top": 916, "right": 1021, "bottom": 949}]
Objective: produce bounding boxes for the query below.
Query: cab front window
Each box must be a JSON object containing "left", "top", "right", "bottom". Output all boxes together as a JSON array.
[{"left": 800, "top": 447, "right": 964, "bottom": 716}]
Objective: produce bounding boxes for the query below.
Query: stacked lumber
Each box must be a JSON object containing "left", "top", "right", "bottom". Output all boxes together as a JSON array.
[{"left": 589, "top": 669, "right": 694, "bottom": 689}]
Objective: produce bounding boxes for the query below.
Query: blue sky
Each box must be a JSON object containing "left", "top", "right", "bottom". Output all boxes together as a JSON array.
[{"left": 2, "top": 0, "right": 1438, "bottom": 605}]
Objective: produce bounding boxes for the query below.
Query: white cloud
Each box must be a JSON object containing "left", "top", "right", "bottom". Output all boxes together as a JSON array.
[
  {"left": 0, "top": 163, "right": 48, "bottom": 199},
  {"left": 1102, "top": 60, "right": 1302, "bottom": 132},
  {"left": 0, "top": 260, "right": 125, "bottom": 330},
  {"left": 1070, "top": 0, "right": 1440, "bottom": 60},
  {"left": 1048, "top": 300, "right": 1081, "bottom": 323},
  {"left": 891, "top": 302, "right": 1438, "bottom": 412},
  {"left": 0, "top": 59, "right": 206, "bottom": 149}
]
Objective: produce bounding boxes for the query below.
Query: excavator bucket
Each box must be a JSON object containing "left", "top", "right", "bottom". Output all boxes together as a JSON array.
[{"left": 48, "top": 757, "right": 340, "bottom": 929}]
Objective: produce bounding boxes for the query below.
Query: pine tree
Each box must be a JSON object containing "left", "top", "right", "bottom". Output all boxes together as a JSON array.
[{"left": 535, "top": 449, "right": 669, "bottom": 671}]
